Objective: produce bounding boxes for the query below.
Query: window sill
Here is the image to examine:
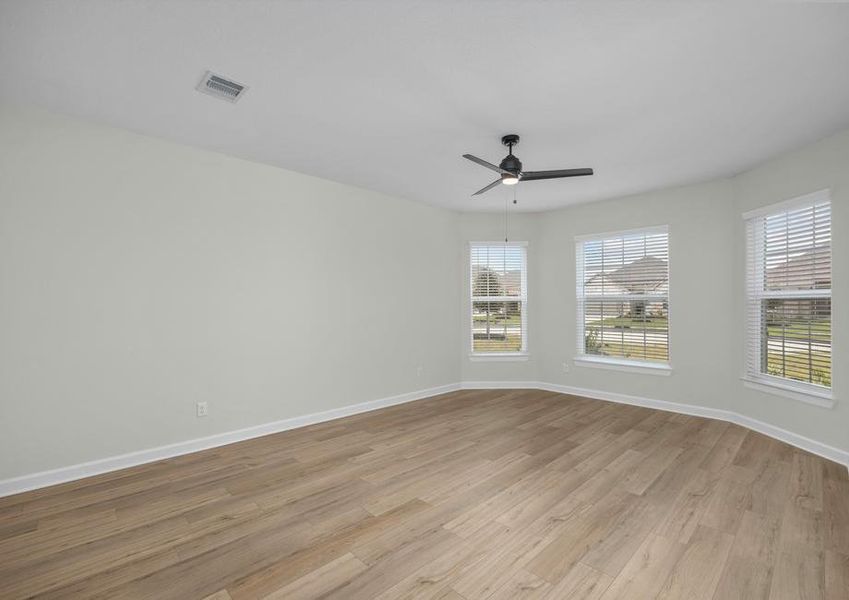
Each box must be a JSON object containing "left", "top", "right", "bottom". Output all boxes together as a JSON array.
[
  {"left": 468, "top": 353, "right": 529, "bottom": 362},
  {"left": 741, "top": 376, "right": 834, "bottom": 409},
  {"left": 573, "top": 356, "right": 672, "bottom": 376}
]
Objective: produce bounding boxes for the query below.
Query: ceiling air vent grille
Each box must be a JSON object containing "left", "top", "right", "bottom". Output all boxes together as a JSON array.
[{"left": 196, "top": 71, "right": 248, "bottom": 103}]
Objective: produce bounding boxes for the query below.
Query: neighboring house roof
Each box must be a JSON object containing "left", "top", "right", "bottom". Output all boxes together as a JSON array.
[
  {"left": 765, "top": 244, "right": 831, "bottom": 290},
  {"left": 585, "top": 256, "right": 668, "bottom": 295},
  {"left": 584, "top": 272, "right": 629, "bottom": 295}
]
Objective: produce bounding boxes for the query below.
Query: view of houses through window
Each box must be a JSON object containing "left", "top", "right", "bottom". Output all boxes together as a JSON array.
[
  {"left": 745, "top": 195, "right": 831, "bottom": 390},
  {"left": 576, "top": 228, "right": 670, "bottom": 363},
  {"left": 470, "top": 243, "right": 527, "bottom": 354}
]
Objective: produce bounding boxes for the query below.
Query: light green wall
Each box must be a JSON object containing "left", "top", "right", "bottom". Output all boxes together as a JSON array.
[
  {"left": 0, "top": 104, "right": 462, "bottom": 479},
  {"left": 2, "top": 103, "right": 846, "bottom": 482},
  {"left": 730, "top": 128, "right": 849, "bottom": 451}
]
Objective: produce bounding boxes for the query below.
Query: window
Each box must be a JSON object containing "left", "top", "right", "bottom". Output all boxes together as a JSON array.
[
  {"left": 470, "top": 242, "right": 527, "bottom": 355},
  {"left": 576, "top": 227, "right": 670, "bottom": 368},
  {"left": 744, "top": 191, "right": 831, "bottom": 399}
]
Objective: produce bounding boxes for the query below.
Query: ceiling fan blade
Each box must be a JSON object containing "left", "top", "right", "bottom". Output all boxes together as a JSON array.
[
  {"left": 472, "top": 179, "right": 503, "bottom": 196},
  {"left": 520, "top": 168, "right": 593, "bottom": 181},
  {"left": 463, "top": 154, "right": 508, "bottom": 174}
]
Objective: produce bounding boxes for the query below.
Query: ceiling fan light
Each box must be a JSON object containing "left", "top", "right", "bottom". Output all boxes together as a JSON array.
[{"left": 502, "top": 174, "right": 519, "bottom": 185}]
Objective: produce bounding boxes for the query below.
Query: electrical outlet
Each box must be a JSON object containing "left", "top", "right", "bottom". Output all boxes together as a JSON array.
[
  {"left": 196, "top": 401, "right": 208, "bottom": 417},
  {"left": 562, "top": 361, "right": 570, "bottom": 373},
  {"left": 417, "top": 366, "right": 424, "bottom": 377}
]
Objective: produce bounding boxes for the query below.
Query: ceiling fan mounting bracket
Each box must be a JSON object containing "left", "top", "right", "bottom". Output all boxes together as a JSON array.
[{"left": 501, "top": 134, "right": 520, "bottom": 148}]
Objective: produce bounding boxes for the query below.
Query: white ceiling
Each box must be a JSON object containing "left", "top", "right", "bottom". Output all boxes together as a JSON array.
[{"left": 2, "top": 1, "right": 849, "bottom": 212}]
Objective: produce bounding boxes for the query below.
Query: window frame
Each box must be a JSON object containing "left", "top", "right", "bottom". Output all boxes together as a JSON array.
[
  {"left": 468, "top": 241, "right": 529, "bottom": 360},
  {"left": 742, "top": 189, "right": 833, "bottom": 406},
  {"left": 574, "top": 225, "right": 672, "bottom": 374}
]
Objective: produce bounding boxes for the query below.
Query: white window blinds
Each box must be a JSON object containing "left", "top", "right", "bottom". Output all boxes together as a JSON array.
[
  {"left": 576, "top": 227, "right": 669, "bottom": 364},
  {"left": 470, "top": 243, "right": 527, "bottom": 354},
  {"left": 744, "top": 192, "right": 831, "bottom": 392}
]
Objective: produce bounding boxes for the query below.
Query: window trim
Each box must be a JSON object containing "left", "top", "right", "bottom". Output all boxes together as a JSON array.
[
  {"left": 742, "top": 189, "right": 833, "bottom": 404},
  {"left": 741, "top": 188, "right": 831, "bottom": 220},
  {"left": 575, "top": 225, "right": 672, "bottom": 370},
  {"left": 469, "top": 241, "right": 529, "bottom": 357},
  {"left": 573, "top": 355, "right": 672, "bottom": 376},
  {"left": 574, "top": 224, "right": 669, "bottom": 243},
  {"left": 741, "top": 375, "right": 834, "bottom": 408},
  {"left": 468, "top": 353, "right": 529, "bottom": 362}
]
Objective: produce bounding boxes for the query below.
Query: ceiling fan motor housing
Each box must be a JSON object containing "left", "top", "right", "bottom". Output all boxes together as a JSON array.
[{"left": 499, "top": 154, "right": 522, "bottom": 174}]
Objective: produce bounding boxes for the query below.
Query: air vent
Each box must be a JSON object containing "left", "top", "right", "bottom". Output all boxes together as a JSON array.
[{"left": 196, "top": 71, "right": 248, "bottom": 103}]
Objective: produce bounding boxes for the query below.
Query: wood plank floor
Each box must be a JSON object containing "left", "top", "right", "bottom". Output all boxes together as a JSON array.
[{"left": 1, "top": 389, "right": 847, "bottom": 599}]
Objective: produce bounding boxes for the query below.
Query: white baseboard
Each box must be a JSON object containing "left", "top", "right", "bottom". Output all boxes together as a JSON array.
[
  {"left": 727, "top": 412, "right": 849, "bottom": 470},
  {"left": 537, "top": 381, "right": 732, "bottom": 420},
  {"left": 0, "top": 383, "right": 461, "bottom": 498},
  {"left": 2, "top": 379, "right": 846, "bottom": 497},
  {"left": 541, "top": 382, "right": 849, "bottom": 467},
  {"left": 466, "top": 380, "right": 849, "bottom": 470},
  {"left": 460, "top": 381, "right": 542, "bottom": 390}
]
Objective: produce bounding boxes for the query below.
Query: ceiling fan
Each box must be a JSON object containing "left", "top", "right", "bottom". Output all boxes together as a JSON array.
[{"left": 463, "top": 134, "right": 593, "bottom": 196}]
